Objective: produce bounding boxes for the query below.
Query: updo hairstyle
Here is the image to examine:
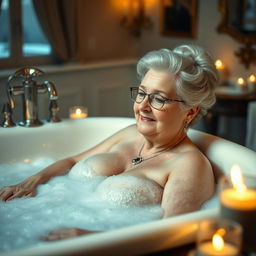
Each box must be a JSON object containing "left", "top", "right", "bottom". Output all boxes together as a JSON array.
[{"left": 136, "top": 44, "right": 219, "bottom": 126}]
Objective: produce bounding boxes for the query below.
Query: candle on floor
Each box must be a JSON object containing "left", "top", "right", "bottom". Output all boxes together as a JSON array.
[
  {"left": 69, "top": 106, "right": 88, "bottom": 119},
  {"left": 220, "top": 164, "right": 256, "bottom": 252},
  {"left": 196, "top": 218, "right": 242, "bottom": 256}
]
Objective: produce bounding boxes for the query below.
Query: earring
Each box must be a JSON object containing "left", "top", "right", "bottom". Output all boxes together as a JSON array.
[{"left": 184, "top": 120, "right": 189, "bottom": 131}]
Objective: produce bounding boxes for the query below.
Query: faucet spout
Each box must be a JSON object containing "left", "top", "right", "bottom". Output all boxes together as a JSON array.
[{"left": 43, "top": 81, "right": 58, "bottom": 100}]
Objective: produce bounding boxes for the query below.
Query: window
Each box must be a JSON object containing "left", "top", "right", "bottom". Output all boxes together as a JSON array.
[{"left": 0, "top": 0, "right": 55, "bottom": 70}]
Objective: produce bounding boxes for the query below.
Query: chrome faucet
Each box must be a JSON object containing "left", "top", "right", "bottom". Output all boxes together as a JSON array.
[{"left": 2, "top": 67, "right": 61, "bottom": 127}]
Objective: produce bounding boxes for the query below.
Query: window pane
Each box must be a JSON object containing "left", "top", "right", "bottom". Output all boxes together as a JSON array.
[
  {"left": 0, "top": 0, "right": 10, "bottom": 58},
  {"left": 21, "top": 0, "right": 52, "bottom": 56}
]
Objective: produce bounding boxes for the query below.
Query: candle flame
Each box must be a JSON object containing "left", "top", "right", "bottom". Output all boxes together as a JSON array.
[
  {"left": 215, "top": 59, "right": 224, "bottom": 70},
  {"left": 216, "top": 228, "right": 226, "bottom": 236},
  {"left": 249, "top": 74, "right": 256, "bottom": 82},
  {"left": 76, "top": 108, "right": 82, "bottom": 115},
  {"left": 237, "top": 77, "right": 245, "bottom": 86},
  {"left": 231, "top": 164, "right": 247, "bottom": 194},
  {"left": 212, "top": 233, "right": 224, "bottom": 251}
]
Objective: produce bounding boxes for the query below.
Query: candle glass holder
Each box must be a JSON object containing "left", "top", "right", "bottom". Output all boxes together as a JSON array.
[
  {"left": 219, "top": 174, "right": 256, "bottom": 253},
  {"left": 69, "top": 106, "right": 88, "bottom": 119},
  {"left": 196, "top": 218, "right": 242, "bottom": 256}
]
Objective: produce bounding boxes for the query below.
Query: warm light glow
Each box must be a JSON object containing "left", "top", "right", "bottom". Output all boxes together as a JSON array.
[
  {"left": 212, "top": 233, "right": 224, "bottom": 251},
  {"left": 216, "top": 228, "right": 226, "bottom": 237},
  {"left": 215, "top": 59, "right": 225, "bottom": 70},
  {"left": 76, "top": 108, "right": 82, "bottom": 115},
  {"left": 23, "top": 158, "right": 30, "bottom": 163},
  {"left": 69, "top": 106, "right": 88, "bottom": 119},
  {"left": 231, "top": 164, "right": 247, "bottom": 194},
  {"left": 132, "top": 0, "right": 139, "bottom": 10},
  {"left": 249, "top": 74, "right": 256, "bottom": 83},
  {"left": 237, "top": 77, "right": 245, "bottom": 86}
]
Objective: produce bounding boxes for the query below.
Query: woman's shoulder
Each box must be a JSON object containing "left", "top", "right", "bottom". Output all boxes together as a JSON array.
[{"left": 172, "top": 138, "right": 213, "bottom": 175}]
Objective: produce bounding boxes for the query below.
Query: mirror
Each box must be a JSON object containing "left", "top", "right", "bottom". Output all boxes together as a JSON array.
[{"left": 218, "top": 0, "right": 256, "bottom": 68}]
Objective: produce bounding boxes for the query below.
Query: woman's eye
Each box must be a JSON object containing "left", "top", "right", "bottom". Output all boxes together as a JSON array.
[
  {"left": 153, "top": 96, "right": 165, "bottom": 104},
  {"left": 138, "top": 91, "right": 145, "bottom": 97}
]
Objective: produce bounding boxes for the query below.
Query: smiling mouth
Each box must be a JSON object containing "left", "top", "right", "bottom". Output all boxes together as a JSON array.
[{"left": 140, "top": 115, "right": 155, "bottom": 122}]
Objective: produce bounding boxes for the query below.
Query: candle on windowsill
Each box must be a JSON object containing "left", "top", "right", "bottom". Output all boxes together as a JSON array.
[
  {"left": 69, "top": 106, "right": 88, "bottom": 119},
  {"left": 196, "top": 219, "right": 242, "bottom": 256},
  {"left": 219, "top": 164, "right": 256, "bottom": 252}
]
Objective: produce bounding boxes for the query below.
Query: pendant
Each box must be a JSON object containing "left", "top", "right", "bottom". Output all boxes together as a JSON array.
[{"left": 132, "top": 156, "right": 143, "bottom": 165}]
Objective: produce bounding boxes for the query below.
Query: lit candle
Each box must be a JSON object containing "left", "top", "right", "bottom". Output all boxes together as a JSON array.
[
  {"left": 69, "top": 106, "right": 88, "bottom": 119},
  {"left": 214, "top": 59, "right": 229, "bottom": 85},
  {"left": 248, "top": 74, "right": 256, "bottom": 83},
  {"left": 220, "top": 165, "right": 256, "bottom": 252},
  {"left": 248, "top": 74, "right": 256, "bottom": 92},
  {"left": 198, "top": 232, "right": 239, "bottom": 256},
  {"left": 215, "top": 59, "right": 225, "bottom": 70},
  {"left": 236, "top": 77, "right": 247, "bottom": 92}
]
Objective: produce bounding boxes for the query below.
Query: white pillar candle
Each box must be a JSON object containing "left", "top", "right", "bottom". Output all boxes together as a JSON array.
[{"left": 220, "top": 165, "right": 256, "bottom": 252}]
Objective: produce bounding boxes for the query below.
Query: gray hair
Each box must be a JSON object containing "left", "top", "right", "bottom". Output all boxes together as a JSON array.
[{"left": 137, "top": 44, "right": 219, "bottom": 126}]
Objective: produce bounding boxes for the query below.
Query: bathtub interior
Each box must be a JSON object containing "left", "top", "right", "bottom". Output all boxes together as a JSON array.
[{"left": 0, "top": 117, "right": 220, "bottom": 256}]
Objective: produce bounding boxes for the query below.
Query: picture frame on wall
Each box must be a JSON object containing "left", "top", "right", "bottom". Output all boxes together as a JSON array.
[{"left": 161, "top": 0, "right": 197, "bottom": 38}]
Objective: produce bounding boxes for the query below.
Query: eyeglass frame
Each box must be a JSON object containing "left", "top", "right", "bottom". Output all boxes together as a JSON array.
[{"left": 130, "top": 87, "right": 185, "bottom": 110}]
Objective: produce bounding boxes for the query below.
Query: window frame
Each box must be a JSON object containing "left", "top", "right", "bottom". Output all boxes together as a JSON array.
[{"left": 0, "top": 0, "right": 57, "bottom": 70}]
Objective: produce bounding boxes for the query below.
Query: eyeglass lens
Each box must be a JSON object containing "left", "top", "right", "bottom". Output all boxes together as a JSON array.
[{"left": 131, "top": 88, "right": 165, "bottom": 110}]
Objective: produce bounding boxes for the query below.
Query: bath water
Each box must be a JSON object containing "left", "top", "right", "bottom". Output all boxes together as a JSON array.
[{"left": 0, "top": 158, "right": 163, "bottom": 253}]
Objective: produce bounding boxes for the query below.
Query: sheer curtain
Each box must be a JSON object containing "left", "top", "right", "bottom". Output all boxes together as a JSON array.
[{"left": 32, "top": 0, "right": 79, "bottom": 62}]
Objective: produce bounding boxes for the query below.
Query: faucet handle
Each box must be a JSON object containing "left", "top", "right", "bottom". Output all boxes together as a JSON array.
[
  {"left": 12, "top": 67, "right": 44, "bottom": 79},
  {"left": 1, "top": 102, "right": 16, "bottom": 128},
  {"left": 48, "top": 100, "right": 61, "bottom": 123}
]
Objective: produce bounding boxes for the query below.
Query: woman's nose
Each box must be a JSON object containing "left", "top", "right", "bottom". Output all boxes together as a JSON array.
[{"left": 138, "top": 95, "right": 151, "bottom": 112}]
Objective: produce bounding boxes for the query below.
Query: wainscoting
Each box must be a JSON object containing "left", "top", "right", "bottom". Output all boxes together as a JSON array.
[{"left": 0, "top": 59, "right": 138, "bottom": 123}]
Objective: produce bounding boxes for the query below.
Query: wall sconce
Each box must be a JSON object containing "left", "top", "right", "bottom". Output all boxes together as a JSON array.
[{"left": 121, "top": 0, "right": 152, "bottom": 37}]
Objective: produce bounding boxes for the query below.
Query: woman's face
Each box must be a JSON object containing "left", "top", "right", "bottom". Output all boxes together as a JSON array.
[{"left": 133, "top": 69, "right": 190, "bottom": 140}]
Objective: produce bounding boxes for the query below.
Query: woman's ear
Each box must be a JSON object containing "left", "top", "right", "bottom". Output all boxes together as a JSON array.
[{"left": 186, "top": 105, "right": 200, "bottom": 125}]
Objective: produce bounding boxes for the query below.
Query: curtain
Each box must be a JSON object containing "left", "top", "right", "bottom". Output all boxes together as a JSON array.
[{"left": 32, "top": 0, "right": 79, "bottom": 62}]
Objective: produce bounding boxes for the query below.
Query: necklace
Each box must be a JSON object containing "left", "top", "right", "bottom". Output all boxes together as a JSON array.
[{"left": 131, "top": 143, "right": 172, "bottom": 165}]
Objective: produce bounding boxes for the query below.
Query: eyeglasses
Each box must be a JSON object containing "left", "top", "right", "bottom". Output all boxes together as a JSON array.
[{"left": 130, "top": 87, "right": 185, "bottom": 110}]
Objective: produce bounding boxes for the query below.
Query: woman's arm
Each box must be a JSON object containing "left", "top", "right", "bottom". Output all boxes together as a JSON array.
[
  {"left": 0, "top": 124, "right": 136, "bottom": 201},
  {"left": 161, "top": 151, "right": 214, "bottom": 218}
]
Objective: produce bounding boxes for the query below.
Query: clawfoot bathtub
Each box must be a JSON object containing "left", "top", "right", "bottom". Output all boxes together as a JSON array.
[{"left": 0, "top": 117, "right": 255, "bottom": 256}]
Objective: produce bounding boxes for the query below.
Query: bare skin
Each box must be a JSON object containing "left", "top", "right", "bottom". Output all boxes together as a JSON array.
[{"left": 0, "top": 69, "right": 215, "bottom": 241}]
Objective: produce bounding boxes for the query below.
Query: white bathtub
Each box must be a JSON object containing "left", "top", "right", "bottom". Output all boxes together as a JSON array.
[{"left": 0, "top": 117, "right": 219, "bottom": 256}]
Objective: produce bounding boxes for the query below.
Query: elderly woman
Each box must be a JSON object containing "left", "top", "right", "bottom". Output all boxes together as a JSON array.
[{"left": 0, "top": 44, "right": 219, "bottom": 241}]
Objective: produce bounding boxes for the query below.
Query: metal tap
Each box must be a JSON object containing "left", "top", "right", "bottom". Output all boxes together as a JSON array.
[{"left": 3, "top": 67, "right": 61, "bottom": 127}]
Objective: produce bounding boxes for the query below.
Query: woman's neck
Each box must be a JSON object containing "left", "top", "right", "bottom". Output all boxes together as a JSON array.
[{"left": 141, "top": 130, "right": 187, "bottom": 156}]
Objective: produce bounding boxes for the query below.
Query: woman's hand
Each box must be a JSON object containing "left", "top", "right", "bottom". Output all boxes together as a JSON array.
[
  {"left": 0, "top": 175, "right": 42, "bottom": 201},
  {"left": 40, "top": 228, "right": 96, "bottom": 241}
]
